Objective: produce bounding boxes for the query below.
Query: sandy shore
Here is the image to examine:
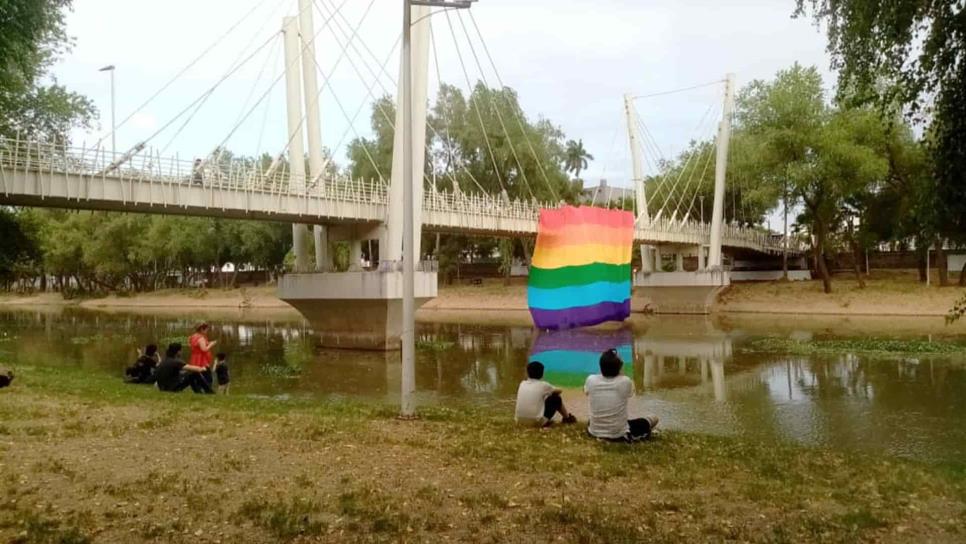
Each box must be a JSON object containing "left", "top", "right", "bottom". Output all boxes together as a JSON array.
[
  {"left": 1, "top": 271, "right": 963, "bottom": 318},
  {"left": 717, "top": 270, "right": 964, "bottom": 317}
]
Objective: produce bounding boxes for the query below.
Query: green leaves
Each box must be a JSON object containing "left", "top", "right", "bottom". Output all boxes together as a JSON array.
[
  {"left": 795, "top": 0, "right": 966, "bottom": 240},
  {"left": 0, "top": 1, "right": 95, "bottom": 142}
]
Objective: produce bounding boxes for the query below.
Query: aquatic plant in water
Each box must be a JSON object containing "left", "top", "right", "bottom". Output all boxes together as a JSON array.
[{"left": 744, "top": 337, "right": 966, "bottom": 355}]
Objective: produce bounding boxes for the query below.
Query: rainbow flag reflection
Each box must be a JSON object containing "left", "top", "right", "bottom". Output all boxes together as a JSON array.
[{"left": 528, "top": 328, "right": 634, "bottom": 388}]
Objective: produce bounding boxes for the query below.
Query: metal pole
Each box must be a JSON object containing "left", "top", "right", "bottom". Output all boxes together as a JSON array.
[
  {"left": 708, "top": 73, "right": 735, "bottom": 269},
  {"left": 782, "top": 179, "right": 788, "bottom": 280},
  {"left": 926, "top": 247, "right": 931, "bottom": 287},
  {"left": 401, "top": 0, "right": 416, "bottom": 417},
  {"left": 110, "top": 69, "right": 116, "bottom": 158}
]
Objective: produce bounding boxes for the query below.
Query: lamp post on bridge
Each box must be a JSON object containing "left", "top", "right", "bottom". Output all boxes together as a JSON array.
[
  {"left": 98, "top": 65, "right": 116, "bottom": 157},
  {"left": 400, "top": 0, "right": 478, "bottom": 418}
]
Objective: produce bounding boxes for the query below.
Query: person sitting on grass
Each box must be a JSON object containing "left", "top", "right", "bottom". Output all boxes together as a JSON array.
[
  {"left": 514, "top": 361, "right": 577, "bottom": 428},
  {"left": 584, "top": 348, "right": 659, "bottom": 442},
  {"left": 213, "top": 352, "right": 230, "bottom": 394},
  {"left": 155, "top": 343, "right": 213, "bottom": 394},
  {"left": 124, "top": 344, "right": 160, "bottom": 384}
]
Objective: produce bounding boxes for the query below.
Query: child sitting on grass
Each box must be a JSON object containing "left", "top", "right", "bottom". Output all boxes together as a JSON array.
[
  {"left": 514, "top": 361, "right": 577, "bottom": 428},
  {"left": 584, "top": 348, "right": 659, "bottom": 442},
  {"left": 213, "top": 352, "right": 230, "bottom": 394}
]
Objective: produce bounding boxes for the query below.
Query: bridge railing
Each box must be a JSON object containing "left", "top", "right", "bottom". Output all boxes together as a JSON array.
[
  {"left": 1, "top": 135, "right": 807, "bottom": 254},
  {"left": 0, "top": 134, "right": 389, "bottom": 205},
  {"left": 423, "top": 188, "right": 553, "bottom": 222}
]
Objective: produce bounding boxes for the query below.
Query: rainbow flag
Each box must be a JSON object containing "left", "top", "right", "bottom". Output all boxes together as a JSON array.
[
  {"left": 528, "top": 206, "right": 633, "bottom": 330},
  {"left": 529, "top": 328, "right": 634, "bottom": 388}
]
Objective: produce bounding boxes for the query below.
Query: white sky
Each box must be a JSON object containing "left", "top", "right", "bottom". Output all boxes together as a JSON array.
[{"left": 52, "top": 0, "right": 833, "bottom": 227}]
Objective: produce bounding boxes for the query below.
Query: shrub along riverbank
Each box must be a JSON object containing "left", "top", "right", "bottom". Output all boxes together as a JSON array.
[{"left": 1, "top": 366, "right": 964, "bottom": 543}]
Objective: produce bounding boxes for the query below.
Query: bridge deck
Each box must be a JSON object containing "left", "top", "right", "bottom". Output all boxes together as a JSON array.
[{"left": 0, "top": 137, "right": 800, "bottom": 254}]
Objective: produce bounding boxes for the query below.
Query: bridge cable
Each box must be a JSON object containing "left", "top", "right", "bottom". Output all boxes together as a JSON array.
[
  {"left": 315, "top": 0, "right": 479, "bottom": 195},
  {"left": 305, "top": 3, "right": 391, "bottom": 183},
  {"left": 677, "top": 137, "right": 717, "bottom": 223},
  {"left": 317, "top": 0, "right": 493, "bottom": 196},
  {"left": 667, "top": 104, "right": 721, "bottom": 221},
  {"left": 427, "top": 24, "right": 491, "bottom": 196},
  {"left": 254, "top": 40, "right": 285, "bottom": 164},
  {"left": 466, "top": 10, "right": 560, "bottom": 203},
  {"left": 454, "top": 11, "right": 536, "bottom": 202},
  {"left": 93, "top": 0, "right": 284, "bottom": 149},
  {"left": 154, "top": 0, "right": 296, "bottom": 156},
  {"left": 442, "top": 10, "right": 508, "bottom": 196},
  {"left": 317, "top": 0, "right": 453, "bottom": 193},
  {"left": 645, "top": 101, "right": 716, "bottom": 220},
  {"left": 138, "top": 33, "right": 278, "bottom": 155},
  {"left": 632, "top": 79, "right": 725, "bottom": 100}
]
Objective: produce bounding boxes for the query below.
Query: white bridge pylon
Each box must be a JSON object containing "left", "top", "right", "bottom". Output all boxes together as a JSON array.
[{"left": 625, "top": 73, "right": 741, "bottom": 273}]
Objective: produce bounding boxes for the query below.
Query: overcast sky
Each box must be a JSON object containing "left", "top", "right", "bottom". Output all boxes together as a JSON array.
[{"left": 52, "top": 0, "right": 833, "bottom": 225}]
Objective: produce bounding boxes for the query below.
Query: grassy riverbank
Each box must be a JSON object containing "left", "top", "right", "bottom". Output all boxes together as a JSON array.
[{"left": 1, "top": 366, "right": 964, "bottom": 543}]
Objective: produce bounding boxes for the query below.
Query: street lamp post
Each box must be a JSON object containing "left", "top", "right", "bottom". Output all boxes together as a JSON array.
[
  {"left": 400, "top": 0, "right": 476, "bottom": 417},
  {"left": 98, "top": 65, "right": 116, "bottom": 157}
]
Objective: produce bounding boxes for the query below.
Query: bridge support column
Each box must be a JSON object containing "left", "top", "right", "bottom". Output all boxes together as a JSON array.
[
  {"left": 292, "top": 225, "right": 311, "bottom": 272},
  {"left": 313, "top": 226, "right": 331, "bottom": 271},
  {"left": 640, "top": 245, "right": 654, "bottom": 273},
  {"left": 282, "top": 15, "right": 311, "bottom": 272},
  {"left": 348, "top": 240, "right": 363, "bottom": 271},
  {"left": 653, "top": 247, "right": 662, "bottom": 272},
  {"left": 643, "top": 353, "right": 655, "bottom": 388},
  {"left": 675, "top": 253, "right": 684, "bottom": 272},
  {"left": 697, "top": 245, "right": 707, "bottom": 271}
]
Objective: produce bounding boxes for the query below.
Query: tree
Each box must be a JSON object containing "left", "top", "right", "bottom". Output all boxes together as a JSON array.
[
  {"left": 795, "top": 0, "right": 966, "bottom": 285},
  {"left": 738, "top": 65, "right": 891, "bottom": 293},
  {"left": 564, "top": 139, "right": 593, "bottom": 179},
  {"left": 0, "top": 0, "right": 96, "bottom": 141},
  {"left": 0, "top": 209, "right": 40, "bottom": 286}
]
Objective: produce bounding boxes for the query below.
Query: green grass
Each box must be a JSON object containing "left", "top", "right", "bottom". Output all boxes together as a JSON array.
[
  {"left": 2, "top": 364, "right": 965, "bottom": 542},
  {"left": 743, "top": 337, "right": 966, "bottom": 356}
]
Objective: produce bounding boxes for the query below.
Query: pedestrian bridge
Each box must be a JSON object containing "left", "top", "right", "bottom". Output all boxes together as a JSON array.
[{"left": 0, "top": 137, "right": 796, "bottom": 255}]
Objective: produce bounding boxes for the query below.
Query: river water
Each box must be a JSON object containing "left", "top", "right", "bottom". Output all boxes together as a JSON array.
[{"left": 1, "top": 307, "right": 964, "bottom": 464}]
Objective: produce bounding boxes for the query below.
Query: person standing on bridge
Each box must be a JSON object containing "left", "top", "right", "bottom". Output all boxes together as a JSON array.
[
  {"left": 191, "top": 159, "right": 203, "bottom": 185},
  {"left": 188, "top": 323, "right": 217, "bottom": 389}
]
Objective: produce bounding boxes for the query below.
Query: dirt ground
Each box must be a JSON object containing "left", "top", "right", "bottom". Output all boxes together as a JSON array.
[
  {"left": 1, "top": 367, "right": 964, "bottom": 543},
  {"left": 718, "top": 270, "right": 965, "bottom": 317},
  {"left": 2, "top": 270, "right": 964, "bottom": 318}
]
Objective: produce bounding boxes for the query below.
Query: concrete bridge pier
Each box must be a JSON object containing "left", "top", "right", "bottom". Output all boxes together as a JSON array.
[
  {"left": 279, "top": 270, "right": 437, "bottom": 350},
  {"left": 277, "top": 2, "right": 437, "bottom": 351},
  {"left": 633, "top": 266, "right": 730, "bottom": 315}
]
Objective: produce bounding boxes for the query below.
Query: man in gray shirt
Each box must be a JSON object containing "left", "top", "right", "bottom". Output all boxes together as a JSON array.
[{"left": 584, "top": 349, "right": 658, "bottom": 442}]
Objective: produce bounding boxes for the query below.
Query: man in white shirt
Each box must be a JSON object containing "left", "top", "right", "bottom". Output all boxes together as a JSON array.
[
  {"left": 584, "top": 348, "right": 659, "bottom": 442},
  {"left": 515, "top": 361, "right": 577, "bottom": 427}
]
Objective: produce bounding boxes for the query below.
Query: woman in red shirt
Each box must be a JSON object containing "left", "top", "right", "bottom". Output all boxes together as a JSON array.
[{"left": 188, "top": 323, "right": 217, "bottom": 390}]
